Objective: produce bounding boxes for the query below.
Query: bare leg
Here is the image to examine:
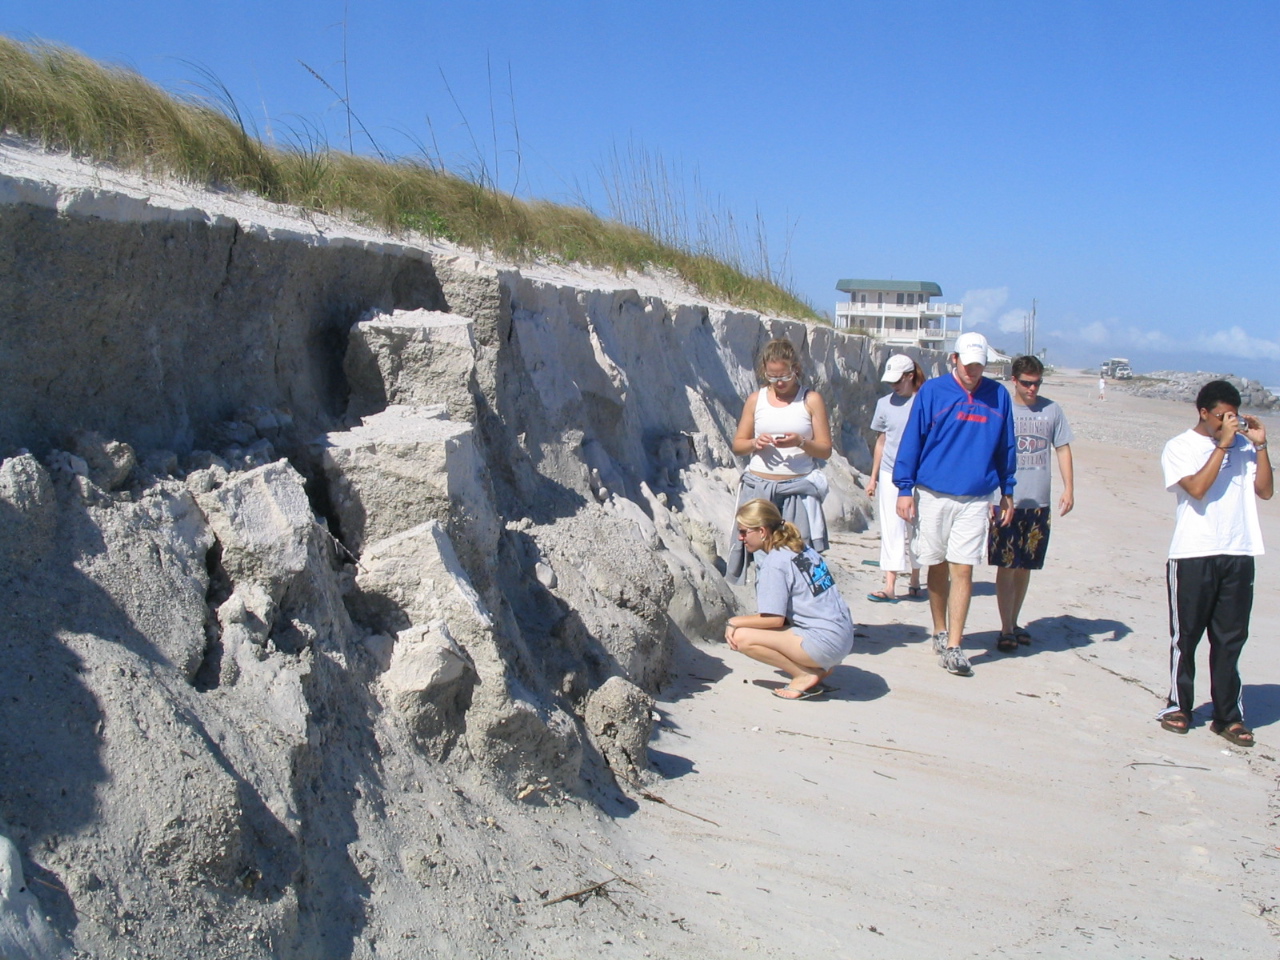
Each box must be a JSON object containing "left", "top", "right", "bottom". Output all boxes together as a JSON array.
[
  {"left": 884, "top": 569, "right": 898, "bottom": 597},
  {"left": 995, "top": 567, "right": 1016, "bottom": 634},
  {"left": 909, "top": 567, "right": 921, "bottom": 589},
  {"left": 1008, "top": 568, "right": 1032, "bottom": 630},
  {"left": 730, "top": 627, "right": 825, "bottom": 690},
  {"left": 927, "top": 563, "right": 949, "bottom": 635},
  {"left": 946, "top": 563, "right": 974, "bottom": 646}
]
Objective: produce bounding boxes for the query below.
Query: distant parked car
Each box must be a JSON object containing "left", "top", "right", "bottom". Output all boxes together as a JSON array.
[{"left": 1100, "top": 357, "right": 1132, "bottom": 379}]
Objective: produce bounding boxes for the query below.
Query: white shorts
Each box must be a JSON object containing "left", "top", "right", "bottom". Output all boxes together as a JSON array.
[{"left": 913, "top": 486, "right": 991, "bottom": 566}]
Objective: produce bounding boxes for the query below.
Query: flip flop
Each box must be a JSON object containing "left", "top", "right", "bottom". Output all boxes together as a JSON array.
[
  {"left": 772, "top": 685, "right": 827, "bottom": 701},
  {"left": 1159, "top": 710, "right": 1190, "bottom": 734},
  {"left": 866, "top": 591, "right": 898, "bottom": 603},
  {"left": 1013, "top": 627, "right": 1032, "bottom": 645},
  {"left": 1211, "top": 721, "right": 1254, "bottom": 747}
]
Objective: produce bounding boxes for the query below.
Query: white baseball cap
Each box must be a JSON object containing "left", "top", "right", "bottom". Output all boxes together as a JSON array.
[
  {"left": 953, "top": 332, "right": 990, "bottom": 365},
  {"left": 881, "top": 354, "right": 916, "bottom": 382}
]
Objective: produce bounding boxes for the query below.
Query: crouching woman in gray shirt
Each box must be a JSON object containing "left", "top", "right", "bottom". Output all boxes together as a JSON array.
[{"left": 725, "top": 499, "right": 855, "bottom": 700}]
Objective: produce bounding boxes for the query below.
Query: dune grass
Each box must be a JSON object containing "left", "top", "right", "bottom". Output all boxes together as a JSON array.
[{"left": 0, "top": 36, "right": 818, "bottom": 320}]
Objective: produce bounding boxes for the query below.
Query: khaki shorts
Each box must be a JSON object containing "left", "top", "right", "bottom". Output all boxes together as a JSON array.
[{"left": 913, "top": 486, "right": 991, "bottom": 566}]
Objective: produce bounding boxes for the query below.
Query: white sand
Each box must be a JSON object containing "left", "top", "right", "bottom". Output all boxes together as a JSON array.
[{"left": 624, "top": 374, "right": 1280, "bottom": 958}]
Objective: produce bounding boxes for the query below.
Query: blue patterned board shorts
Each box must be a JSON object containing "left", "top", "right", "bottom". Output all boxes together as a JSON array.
[{"left": 987, "top": 506, "right": 1051, "bottom": 570}]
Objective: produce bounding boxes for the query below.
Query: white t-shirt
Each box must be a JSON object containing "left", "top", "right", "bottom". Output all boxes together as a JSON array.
[{"left": 1161, "top": 429, "right": 1264, "bottom": 559}]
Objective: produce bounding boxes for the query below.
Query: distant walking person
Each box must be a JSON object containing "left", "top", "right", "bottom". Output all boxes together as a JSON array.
[
  {"left": 726, "top": 339, "right": 833, "bottom": 583},
  {"left": 1158, "top": 380, "right": 1271, "bottom": 746},
  {"left": 1097, "top": 375, "right": 1106, "bottom": 401},
  {"left": 726, "top": 499, "right": 855, "bottom": 700},
  {"left": 988, "top": 356, "right": 1075, "bottom": 651},
  {"left": 894, "top": 332, "right": 1016, "bottom": 676},
  {"left": 866, "top": 354, "right": 924, "bottom": 602}
]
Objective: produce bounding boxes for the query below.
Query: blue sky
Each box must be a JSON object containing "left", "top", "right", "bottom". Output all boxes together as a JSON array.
[{"left": 3, "top": 0, "right": 1278, "bottom": 383}]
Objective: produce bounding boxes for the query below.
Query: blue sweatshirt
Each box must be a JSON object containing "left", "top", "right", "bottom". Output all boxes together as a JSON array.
[{"left": 893, "top": 373, "right": 1017, "bottom": 498}]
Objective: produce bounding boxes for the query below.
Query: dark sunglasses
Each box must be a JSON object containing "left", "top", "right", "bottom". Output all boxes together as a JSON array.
[{"left": 1015, "top": 378, "right": 1042, "bottom": 388}]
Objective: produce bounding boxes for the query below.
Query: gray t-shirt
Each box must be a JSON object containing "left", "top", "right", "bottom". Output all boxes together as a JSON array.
[
  {"left": 755, "top": 544, "right": 854, "bottom": 669},
  {"left": 870, "top": 392, "right": 916, "bottom": 474},
  {"left": 1011, "top": 397, "right": 1073, "bottom": 508}
]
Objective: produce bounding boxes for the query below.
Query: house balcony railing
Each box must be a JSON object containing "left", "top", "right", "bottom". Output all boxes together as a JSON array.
[{"left": 835, "top": 301, "right": 963, "bottom": 319}]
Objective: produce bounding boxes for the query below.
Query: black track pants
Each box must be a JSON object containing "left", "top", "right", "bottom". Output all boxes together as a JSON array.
[{"left": 1165, "top": 555, "right": 1254, "bottom": 725}]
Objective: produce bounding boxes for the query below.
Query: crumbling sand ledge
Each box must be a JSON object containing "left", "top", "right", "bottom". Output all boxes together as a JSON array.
[{"left": 0, "top": 139, "right": 892, "bottom": 960}]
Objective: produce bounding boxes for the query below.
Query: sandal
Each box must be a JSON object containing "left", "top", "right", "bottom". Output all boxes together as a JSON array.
[
  {"left": 1210, "top": 721, "right": 1254, "bottom": 747},
  {"left": 907, "top": 585, "right": 923, "bottom": 598},
  {"left": 1013, "top": 627, "right": 1032, "bottom": 645},
  {"left": 996, "top": 633, "right": 1018, "bottom": 653},
  {"left": 773, "top": 685, "right": 827, "bottom": 701},
  {"left": 1159, "top": 711, "right": 1190, "bottom": 734},
  {"left": 866, "top": 591, "right": 898, "bottom": 603}
]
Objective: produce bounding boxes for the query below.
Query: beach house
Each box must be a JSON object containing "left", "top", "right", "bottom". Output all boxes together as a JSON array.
[{"left": 834, "top": 279, "right": 963, "bottom": 352}]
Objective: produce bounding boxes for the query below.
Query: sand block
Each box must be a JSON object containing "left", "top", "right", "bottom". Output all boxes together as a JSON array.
[
  {"left": 349, "top": 519, "right": 493, "bottom": 636},
  {"left": 344, "top": 309, "right": 477, "bottom": 421},
  {"left": 0, "top": 454, "right": 57, "bottom": 572},
  {"left": 584, "top": 675, "right": 655, "bottom": 787},
  {"left": 195, "top": 461, "right": 315, "bottom": 595},
  {"left": 319, "top": 405, "right": 496, "bottom": 557}
]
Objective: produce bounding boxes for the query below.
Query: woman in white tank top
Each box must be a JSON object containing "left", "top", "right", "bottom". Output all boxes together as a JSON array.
[
  {"left": 725, "top": 339, "right": 833, "bottom": 581},
  {"left": 732, "top": 340, "right": 832, "bottom": 478}
]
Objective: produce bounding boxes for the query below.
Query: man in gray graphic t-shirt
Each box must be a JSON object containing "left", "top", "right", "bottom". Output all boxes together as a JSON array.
[{"left": 987, "top": 355, "right": 1075, "bottom": 651}]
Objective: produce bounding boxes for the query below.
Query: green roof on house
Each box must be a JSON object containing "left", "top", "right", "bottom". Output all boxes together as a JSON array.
[{"left": 836, "top": 279, "right": 943, "bottom": 297}]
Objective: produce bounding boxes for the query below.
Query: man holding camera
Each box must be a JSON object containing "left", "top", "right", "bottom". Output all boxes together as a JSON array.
[{"left": 1158, "top": 380, "right": 1272, "bottom": 746}]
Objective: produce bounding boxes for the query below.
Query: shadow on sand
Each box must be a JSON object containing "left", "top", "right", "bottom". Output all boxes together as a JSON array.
[
  {"left": 972, "top": 614, "right": 1133, "bottom": 657},
  {"left": 1242, "top": 683, "right": 1280, "bottom": 730}
]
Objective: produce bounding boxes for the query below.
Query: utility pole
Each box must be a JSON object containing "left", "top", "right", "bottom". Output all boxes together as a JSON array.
[{"left": 1024, "top": 299, "right": 1037, "bottom": 357}]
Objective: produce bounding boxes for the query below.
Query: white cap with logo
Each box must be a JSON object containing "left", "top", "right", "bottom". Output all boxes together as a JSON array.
[
  {"left": 881, "top": 354, "right": 916, "bottom": 382},
  {"left": 953, "top": 332, "right": 990, "bottom": 365}
]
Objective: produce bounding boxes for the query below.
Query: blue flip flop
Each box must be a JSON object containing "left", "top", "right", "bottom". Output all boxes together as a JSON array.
[{"left": 866, "top": 591, "right": 898, "bottom": 603}]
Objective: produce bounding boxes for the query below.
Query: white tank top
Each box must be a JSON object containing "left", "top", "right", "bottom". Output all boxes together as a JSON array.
[{"left": 747, "top": 387, "right": 815, "bottom": 476}]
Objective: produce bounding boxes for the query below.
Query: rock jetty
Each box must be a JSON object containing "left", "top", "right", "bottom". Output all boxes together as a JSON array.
[{"left": 1115, "top": 370, "right": 1278, "bottom": 411}]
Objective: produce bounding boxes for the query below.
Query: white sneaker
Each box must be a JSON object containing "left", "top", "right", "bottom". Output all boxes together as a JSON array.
[
  {"left": 931, "top": 630, "right": 949, "bottom": 655},
  {"left": 940, "top": 646, "right": 972, "bottom": 676}
]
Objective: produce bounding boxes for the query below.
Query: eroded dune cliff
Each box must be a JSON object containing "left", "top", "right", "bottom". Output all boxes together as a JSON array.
[{"left": 0, "top": 141, "right": 920, "bottom": 959}]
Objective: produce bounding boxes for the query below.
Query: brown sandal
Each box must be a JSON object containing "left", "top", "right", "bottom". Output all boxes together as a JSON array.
[
  {"left": 1159, "top": 711, "right": 1190, "bottom": 734},
  {"left": 1210, "top": 721, "right": 1254, "bottom": 747}
]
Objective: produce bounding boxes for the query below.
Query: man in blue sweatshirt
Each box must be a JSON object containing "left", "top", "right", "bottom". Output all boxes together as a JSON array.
[{"left": 893, "top": 332, "right": 1016, "bottom": 675}]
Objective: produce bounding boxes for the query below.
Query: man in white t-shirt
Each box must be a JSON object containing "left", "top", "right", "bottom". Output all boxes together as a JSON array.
[{"left": 1158, "top": 380, "right": 1272, "bottom": 747}]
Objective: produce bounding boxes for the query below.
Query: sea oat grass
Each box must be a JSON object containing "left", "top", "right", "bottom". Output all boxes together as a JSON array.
[{"left": 0, "top": 35, "right": 817, "bottom": 320}]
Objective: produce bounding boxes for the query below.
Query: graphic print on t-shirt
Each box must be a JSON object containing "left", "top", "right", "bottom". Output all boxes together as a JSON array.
[
  {"left": 792, "top": 552, "right": 835, "bottom": 596},
  {"left": 1017, "top": 431, "right": 1050, "bottom": 463}
]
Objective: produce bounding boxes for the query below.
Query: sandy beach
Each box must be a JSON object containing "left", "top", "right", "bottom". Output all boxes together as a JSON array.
[{"left": 611, "top": 372, "right": 1280, "bottom": 959}]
